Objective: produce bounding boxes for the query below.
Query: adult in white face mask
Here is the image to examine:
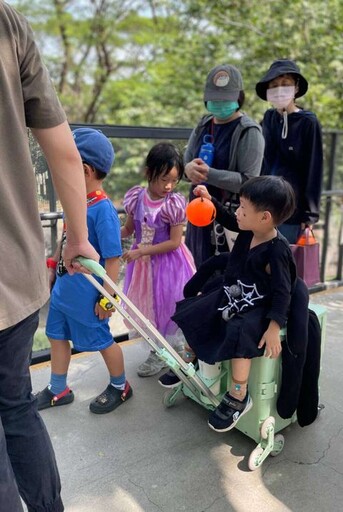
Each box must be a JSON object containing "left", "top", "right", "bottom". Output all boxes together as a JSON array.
[
  {"left": 184, "top": 64, "right": 265, "bottom": 268},
  {"left": 256, "top": 59, "right": 323, "bottom": 244}
]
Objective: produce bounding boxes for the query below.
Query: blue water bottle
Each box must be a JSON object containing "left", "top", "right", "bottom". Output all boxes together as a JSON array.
[{"left": 198, "top": 134, "right": 215, "bottom": 166}]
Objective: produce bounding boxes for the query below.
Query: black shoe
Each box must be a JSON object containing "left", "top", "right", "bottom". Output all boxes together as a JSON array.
[
  {"left": 208, "top": 392, "right": 253, "bottom": 433},
  {"left": 158, "top": 370, "right": 181, "bottom": 388},
  {"left": 158, "top": 359, "right": 198, "bottom": 388},
  {"left": 89, "top": 381, "right": 133, "bottom": 414},
  {"left": 35, "top": 386, "right": 74, "bottom": 411}
]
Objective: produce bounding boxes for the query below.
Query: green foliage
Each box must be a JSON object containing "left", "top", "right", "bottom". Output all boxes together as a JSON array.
[
  {"left": 8, "top": 0, "right": 342, "bottom": 200},
  {"left": 9, "top": 0, "right": 342, "bottom": 126}
]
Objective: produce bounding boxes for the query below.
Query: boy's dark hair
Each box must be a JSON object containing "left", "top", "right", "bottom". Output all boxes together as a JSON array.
[
  {"left": 94, "top": 168, "right": 107, "bottom": 181},
  {"left": 239, "top": 176, "right": 296, "bottom": 225},
  {"left": 82, "top": 161, "right": 107, "bottom": 181},
  {"left": 145, "top": 142, "right": 184, "bottom": 182}
]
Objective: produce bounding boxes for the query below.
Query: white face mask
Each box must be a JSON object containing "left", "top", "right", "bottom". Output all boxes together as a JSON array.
[{"left": 266, "top": 85, "right": 295, "bottom": 109}]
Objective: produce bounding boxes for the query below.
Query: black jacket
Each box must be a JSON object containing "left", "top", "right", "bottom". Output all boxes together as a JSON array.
[{"left": 261, "top": 108, "right": 323, "bottom": 225}]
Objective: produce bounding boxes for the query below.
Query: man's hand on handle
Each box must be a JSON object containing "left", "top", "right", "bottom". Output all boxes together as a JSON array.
[{"left": 63, "top": 240, "right": 99, "bottom": 275}]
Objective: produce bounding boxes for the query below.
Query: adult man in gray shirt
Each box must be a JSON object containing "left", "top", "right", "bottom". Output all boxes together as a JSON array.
[{"left": 0, "top": 3, "right": 98, "bottom": 511}]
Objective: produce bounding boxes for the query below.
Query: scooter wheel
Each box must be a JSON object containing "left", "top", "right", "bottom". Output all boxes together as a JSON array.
[
  {"left": 248, "top": 446, "right": 264, "bottom": 471},
  {"left": 270, "top": 434, "right": 285, "bottom": 456},
  {"left": 260, "top": 416, "right": 275, "bottom": 439},
  {"left": 162, "top": 387, "right": 181, "bottom": 408}
]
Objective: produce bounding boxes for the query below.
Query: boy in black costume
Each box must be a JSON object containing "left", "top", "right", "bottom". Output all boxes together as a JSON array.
[{"left": 160, "top": 176, "right": 297, "bottom": 433}]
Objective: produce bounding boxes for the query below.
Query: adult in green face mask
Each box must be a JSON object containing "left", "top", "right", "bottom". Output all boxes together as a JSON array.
[{"left": 184, "top": 64, "right": 265, "bottom": 268}]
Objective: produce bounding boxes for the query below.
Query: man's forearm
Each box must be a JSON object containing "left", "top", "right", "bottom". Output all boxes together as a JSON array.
[{"left": 32, "top": 121, "right": 88, "bottom": 243}]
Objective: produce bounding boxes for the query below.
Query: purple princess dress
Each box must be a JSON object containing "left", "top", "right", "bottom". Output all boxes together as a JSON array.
[{"left": 123, "top": 186, "right": 196, "bottom": 347}]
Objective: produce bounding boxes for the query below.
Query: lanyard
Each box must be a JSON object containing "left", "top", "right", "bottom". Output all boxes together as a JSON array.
[{"left": 86, "top": 189, "right": 108, "bottom": 206}]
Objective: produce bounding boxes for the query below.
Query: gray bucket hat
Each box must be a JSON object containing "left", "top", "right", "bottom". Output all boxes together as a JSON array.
[
  {"left": 204, "top": 64, "right": 243, "bottom": 102},
  {"left": 255, "top": 59, "right": 308, "bottom": 100}
]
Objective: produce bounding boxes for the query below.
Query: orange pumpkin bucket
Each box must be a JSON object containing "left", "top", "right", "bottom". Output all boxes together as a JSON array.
[{"left": 186, "top": 197, "right": 216, "bottom": 227}]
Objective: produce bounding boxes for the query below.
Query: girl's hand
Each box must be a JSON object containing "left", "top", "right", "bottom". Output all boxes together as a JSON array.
[
  {"left": 122, "top": 248, "right": 144, "bottom": 263},
  {"left": 193, "top": 185, "right": 211, "bottom": 201}
]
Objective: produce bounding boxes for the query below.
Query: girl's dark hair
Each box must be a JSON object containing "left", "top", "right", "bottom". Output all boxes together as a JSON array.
[
  {"left": 145, "top": 142, "right": 184, "bottom": 182},
  {"left": 239, "top": 176, "right": 296, "bottom": 225}
]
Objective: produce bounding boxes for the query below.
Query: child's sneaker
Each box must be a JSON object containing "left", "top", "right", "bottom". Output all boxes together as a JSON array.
[
  {"left": 35, "top": 386, "right": 74, "bottom": 410},
  {"left": 137, "top": 351, "right": 168, "bottom": 377},
  {"left": 89, "top": 381, "right": 133, "bottom": 414},
  {"left": 208, "top": 392, "right": 253, "bottom": 432},
  {"left": 158, "top": 370, "right": 181, "bottom": 388}
]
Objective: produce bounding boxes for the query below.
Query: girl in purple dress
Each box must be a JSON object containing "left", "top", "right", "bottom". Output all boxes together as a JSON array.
[{"left": 121, "top": 143, "right": 196, "bottom": 376}]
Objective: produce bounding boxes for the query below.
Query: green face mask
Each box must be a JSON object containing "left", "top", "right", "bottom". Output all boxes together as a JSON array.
[{"left": 206, "top": 100, "right": 239, "bottom": 119}]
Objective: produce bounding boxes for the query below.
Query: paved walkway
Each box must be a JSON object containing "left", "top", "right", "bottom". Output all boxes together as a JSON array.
[{"left": 29, "top": 287, "right": 343, "bottom": 512}]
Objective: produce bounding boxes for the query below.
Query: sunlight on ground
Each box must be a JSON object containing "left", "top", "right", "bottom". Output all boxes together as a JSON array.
[{"left": 210, "top": 445, "right": 293, "bottom": 512}]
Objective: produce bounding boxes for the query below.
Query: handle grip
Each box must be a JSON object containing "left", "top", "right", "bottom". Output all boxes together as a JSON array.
[{"left": 76, "top": 257, "right": 107, "bottom": 278}]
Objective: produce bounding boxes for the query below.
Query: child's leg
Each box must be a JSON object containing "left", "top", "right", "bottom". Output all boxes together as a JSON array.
[
  {"left": 100, "top": 343, "right": 125, "bottom": 390},
  {"left": 89, "top": 342, "right": 133, "bottom": 414},
  {"left": 35, "top": 338, "right": 74, "bottom": 410},
  {"left": 49, "top": 338, "right": 72, "bottom": 393},
  {"left": 208, "top": 357, "right": 253, "bottom": 433},
  {"left": 50, "top": 338, "right": 71, "bottom": 375},
  {"left": 48, "top": 338, "right": 71, "bottom": 395},
  {"left": 229, "top": 358, "right": 251, "bottom": 401}
]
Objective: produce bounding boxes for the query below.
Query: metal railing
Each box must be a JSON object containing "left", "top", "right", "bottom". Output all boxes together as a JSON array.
[
  {"left": 39, "top": 124, "right": 343, "bottom": 282},
  {"left": 32, "top": 125, "right": 342, "bottom": 363}
]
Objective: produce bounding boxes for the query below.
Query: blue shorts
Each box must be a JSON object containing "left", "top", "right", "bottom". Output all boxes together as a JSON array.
[{"left": 46, "top": 303, "right": 114, "bottom": 352}]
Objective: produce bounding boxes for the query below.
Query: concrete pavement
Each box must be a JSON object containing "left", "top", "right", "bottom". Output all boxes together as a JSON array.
[{"left": 29, "top": 287, "right": 343, "bottom": 512}]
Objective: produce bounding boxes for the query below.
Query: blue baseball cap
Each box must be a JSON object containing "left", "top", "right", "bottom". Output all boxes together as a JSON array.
[{"left": 73, "top": 128, "right": 115, "bottom": 174}]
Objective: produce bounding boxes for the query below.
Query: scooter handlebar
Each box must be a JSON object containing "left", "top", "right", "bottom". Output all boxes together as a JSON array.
[{"left": 76, "top": 257, "right": 106, "bottom": 278}]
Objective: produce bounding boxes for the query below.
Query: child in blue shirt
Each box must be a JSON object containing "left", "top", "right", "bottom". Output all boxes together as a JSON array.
[{"left": 36, "top": 128, "right": 132, "bottom": 414}]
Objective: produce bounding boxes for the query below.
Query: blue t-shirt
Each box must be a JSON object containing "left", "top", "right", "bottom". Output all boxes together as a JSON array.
[{"left": 51, "top": 198, "right": 122, "bottom": 326}]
